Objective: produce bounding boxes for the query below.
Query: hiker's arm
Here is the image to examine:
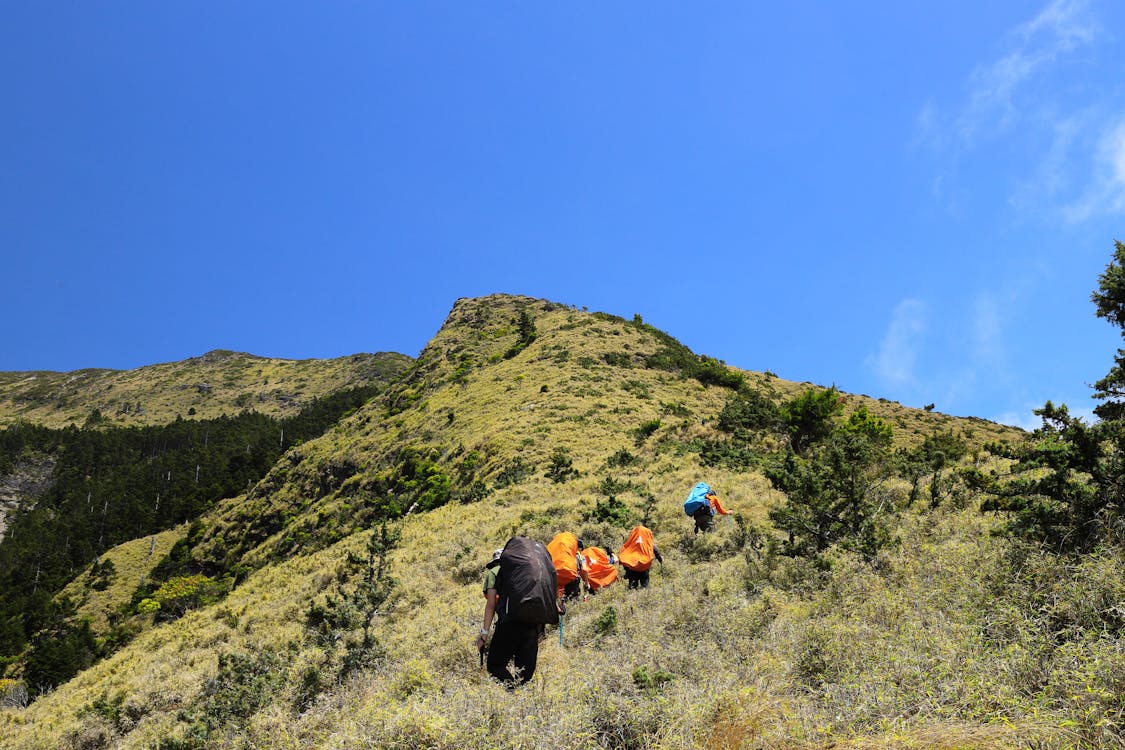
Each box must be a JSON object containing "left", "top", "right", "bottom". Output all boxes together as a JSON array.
[
  {"left": 477, "top": 588, "right": 498, "bottom": 650},
  {"left": 654, "top": 546, "right": 664, "bottom": 565}
]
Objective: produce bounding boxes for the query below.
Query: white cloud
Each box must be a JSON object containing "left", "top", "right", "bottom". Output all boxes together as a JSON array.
[
  {"left": 956, "top": 0, "right": 1098, "bottom": 142},
  {"left": 1009, "top": 114, "right": 1082, "bottom": 211},
  {"left": 972, "top": 293, "right": 1007, "bottom": 364},
  {"left": 1063, "top": 118, "right": 1125, "bottom": 221},
  {"left": 867, "top": 299, "right": 926, "bottom": 387}
]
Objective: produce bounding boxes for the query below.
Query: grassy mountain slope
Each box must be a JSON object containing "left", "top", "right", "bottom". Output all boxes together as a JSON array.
[
  {"left": 9, "top": 295, "right": 1114, "bottom": 750},
  {"left": 0, "top": 350, "right": 413, "bottom": 429}
]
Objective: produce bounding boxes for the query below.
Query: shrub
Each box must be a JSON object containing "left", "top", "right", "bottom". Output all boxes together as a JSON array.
[
  {"left": 633, "top": 419, "right": 661, "bottom": 446},
  {"left": 718, "top": 389, "right": 781, "bottom": 435},
  {"left": 586, "top": 495, "right": 633, "bottom": 527},
  {"left": 606, "top": 448, "right": 637, "bottom": 468},
  {"left": 494, "top": 457, "right": 534, "bottom": 488},
  {"left": 546, "top": 448, "right": 579, "bottom": 484},
  {"left": 594, "top": 606, "right": 618, "bottom": 636}
]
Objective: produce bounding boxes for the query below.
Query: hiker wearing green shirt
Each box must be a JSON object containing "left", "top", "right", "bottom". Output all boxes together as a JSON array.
[{"left": 476, "top": 545, "right": 549, "bottom": 687}]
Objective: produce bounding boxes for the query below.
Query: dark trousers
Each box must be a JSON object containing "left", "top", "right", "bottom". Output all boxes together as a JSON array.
[
  {"left": 693, "top": 508, "right": 713, "bottom": 533},
  {"left": 487, "top": 620, "right": 540, "bottom": 686},
  {"left": 623, "top": 566, "right": 650, "bottom": 589}
]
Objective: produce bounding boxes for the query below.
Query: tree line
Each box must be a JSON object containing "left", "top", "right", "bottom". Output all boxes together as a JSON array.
[{"left": 0, "top": 386, "right": 381, "bottom": 690}]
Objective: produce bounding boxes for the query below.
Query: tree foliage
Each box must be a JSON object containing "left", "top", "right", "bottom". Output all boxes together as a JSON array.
[
  {"left": 0, "top": 386, "right": 382, "bottom": 676},
  {"left": 780, "top": 386, "right": 845, "bottom": 455},
  {"left": 765, "top": 405, "right": 896, "bottom": 558},
  {"left": 975, "top": 241, "right": 1125, "bottom": 552}
]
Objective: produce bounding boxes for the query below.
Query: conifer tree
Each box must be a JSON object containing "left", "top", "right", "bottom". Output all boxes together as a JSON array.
[{"left": 974, "top": 241, "right": 1125, "bottom": 552}]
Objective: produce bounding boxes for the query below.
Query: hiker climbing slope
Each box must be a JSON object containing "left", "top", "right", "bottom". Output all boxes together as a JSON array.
[
  {"left": 547, "top": 531, "right": 584, "bottom": 600},
  {"left": 684, "top": 481, "right": 730, "bottom": 533},
  {"left": 476, "top": 537, "right": 558, "bottom": 687},
  {"left": 579, "top": 545, "right": 618, "bottom": 593},
  {"left": 617, "top": 524, "right": 663, "bottom": 589}
]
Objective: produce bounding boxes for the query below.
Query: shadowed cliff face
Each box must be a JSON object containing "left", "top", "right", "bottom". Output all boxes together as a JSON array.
[{"left": 0, "top": 455, "right": 55, "bottom": 543}]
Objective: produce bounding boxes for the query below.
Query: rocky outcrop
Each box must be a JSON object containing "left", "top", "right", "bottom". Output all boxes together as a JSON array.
[{"left": 0, "top": 455, "right": 55, "bottom": 542}]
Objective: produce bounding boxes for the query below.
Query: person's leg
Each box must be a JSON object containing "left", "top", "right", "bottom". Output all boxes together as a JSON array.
[
  {"left": 639, "top": 569, "right": 651, "bottom": 588},
  {"left": 511, "top": 623, "right": 540, "bottom": 685},
  {"left": 486, "top": 622, "right": 518, "bottom": 683}
]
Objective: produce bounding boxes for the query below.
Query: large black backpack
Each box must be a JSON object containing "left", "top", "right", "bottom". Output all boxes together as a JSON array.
[{"left": 496, "top": 536, "right": 559, "bottom": 625}]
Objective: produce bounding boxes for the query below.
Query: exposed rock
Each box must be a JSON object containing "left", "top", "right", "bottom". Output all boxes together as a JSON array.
[{"left": 0, "top": 455, "right": 56, "bottom": 542}]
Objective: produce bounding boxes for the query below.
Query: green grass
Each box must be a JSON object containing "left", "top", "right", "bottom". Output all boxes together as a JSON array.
[
  {"left": 0, "top": 350, "right": 412, "bottom": 429},
  {"left": 5, "top": 294, "right": 1088, "bottom": 750}
]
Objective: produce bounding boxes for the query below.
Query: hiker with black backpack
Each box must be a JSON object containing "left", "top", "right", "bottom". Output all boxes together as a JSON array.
[{"left": 476, "top": 537, "right": 560, "bottom": 687}]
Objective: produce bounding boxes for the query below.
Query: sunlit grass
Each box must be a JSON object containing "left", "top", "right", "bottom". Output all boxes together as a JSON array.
[
  {"left": 7, "top": 295, "right": 1092, "bottom": 750},
  {"left": 0, "top": 351, "right": 411, "bottom": 428}
]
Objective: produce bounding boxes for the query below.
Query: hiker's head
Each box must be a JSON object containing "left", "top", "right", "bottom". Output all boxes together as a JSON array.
[
  {"left": 485, "top": 548, "right": 503, "bottom": 568},
  {"left": 577, "top": 538, "right": 585, "bottom": 550}
]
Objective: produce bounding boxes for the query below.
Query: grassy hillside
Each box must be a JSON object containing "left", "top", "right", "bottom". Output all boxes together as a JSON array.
[
  {"left": 0, "top": 350, "right": 413, "bottom": 429},
  {"left": 9, "top": 295, "right": 1116, "bottom": 750}
]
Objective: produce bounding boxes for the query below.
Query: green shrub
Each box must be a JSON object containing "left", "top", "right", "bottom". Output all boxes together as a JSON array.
[
  {"left": 594, "top": 606, "right": 618, "bottom": 636},
  {"left": 586, "top": 495, "right": 633, "bottom": 527},
  {"left": 606, "top": 449, "right": 637, "bottom": 468},
  {"left": 546, "top": 448, "right": 579, "bottom": 484},
  {"left": 632, "top": 665, "right": 674, "bottom": 692},
  {"left": 633, "top": 419, "right": 661, "bottom": 446}
]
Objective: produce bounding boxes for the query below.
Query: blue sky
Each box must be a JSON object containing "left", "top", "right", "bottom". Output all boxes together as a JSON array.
[{"left": 3, "top": 1, "right": 1125, "bottom": 428}]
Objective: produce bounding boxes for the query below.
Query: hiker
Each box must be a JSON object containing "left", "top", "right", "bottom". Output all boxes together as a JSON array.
[
  {"left": 547, "top": 531, "right": 585, "bottom": 600},
  {"left": 476, "top": 537, "right": 559, "bottom": 687},
  {"left": 617, "top": 524, "right": 663, "bottom": 588},
  {"left": 684, "top": 481, "right": 730, "bottom": 533},
  {"left": 579, "top": 545, "right": 619, "bottom": 594}
]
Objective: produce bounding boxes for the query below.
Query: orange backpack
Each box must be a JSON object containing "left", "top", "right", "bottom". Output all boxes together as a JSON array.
[
  {"left": 547, "top": 532, "right": 581, "bottom": 592},
  {"left": 580, "top": 547, "right": 619, "bottom": 591},
  {"left": 617, "top": 525, "right": 656, "bottom": 572}
]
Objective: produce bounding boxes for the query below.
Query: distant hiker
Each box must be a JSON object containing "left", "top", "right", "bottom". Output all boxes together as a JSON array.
[
  {"left": 476, "top": 537, "right": 559, "bottom": 687},
  {"left": 684, "top": 481, "right": 730, "bottom": 533},
  {"left": 617, "top": 524, "right": 663, "bottom": 589},
  {"left": 547, "top": 532, "right": 585, "bottom": 600},
  {"left": 579, "top": 546, "right": 619, "bottom": 594}
]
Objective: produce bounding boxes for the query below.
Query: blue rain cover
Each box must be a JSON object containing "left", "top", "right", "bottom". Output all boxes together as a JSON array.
[{"left": 683, "top": 482, "right": 712, "bottom": 516}]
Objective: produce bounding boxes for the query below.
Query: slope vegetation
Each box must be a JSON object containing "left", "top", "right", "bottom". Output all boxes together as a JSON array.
[
  {"left": 8, "top": 295, "right": 1113, "bottom": 750},
  {"left": 0, "top": 350, "right": 413, "bottom": 428}
]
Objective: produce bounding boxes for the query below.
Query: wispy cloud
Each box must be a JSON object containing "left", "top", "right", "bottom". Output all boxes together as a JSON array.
[
  {"left": 917, "top": 0, "right": 1125, "bottom": 222},
  {"left": 971, "top": 293, "right": 1005, "bottom": 363},
  {"left": 1062, "top": 117, "right": 1125, "bottom": 222},
  {"left": 956, "top": 0, "right": 1098, "bottom": 142},
  {"left": 867, "top": 299, "right": 926, "bottom": 388}
]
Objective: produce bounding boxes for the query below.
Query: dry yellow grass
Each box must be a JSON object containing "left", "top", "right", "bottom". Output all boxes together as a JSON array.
[
  {"left": 58, "top": 526, "right": 188, "bottom": 634},
  {"left": 0, "top": 350, "right": 411, "bottom": 428},
  {"left": 9, "top": 295, "right": 1096, "bottom": 750}
]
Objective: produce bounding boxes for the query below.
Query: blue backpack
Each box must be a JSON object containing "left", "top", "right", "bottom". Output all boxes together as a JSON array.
[{"left": 683, "top": 482, "right": 713, "bottom": 516}]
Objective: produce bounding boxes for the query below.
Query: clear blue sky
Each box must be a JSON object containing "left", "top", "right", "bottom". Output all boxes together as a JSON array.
[{"left": 3, "top": 1, "right": 1124, "bottom": 428}]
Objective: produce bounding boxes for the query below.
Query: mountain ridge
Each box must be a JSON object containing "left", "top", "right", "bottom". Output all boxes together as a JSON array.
[
  {"left": 0, "top": 349, "right": 414, "bottom": 429},
  {"left": 4, "top": 294, "right": 1079, "bottom": 750}
]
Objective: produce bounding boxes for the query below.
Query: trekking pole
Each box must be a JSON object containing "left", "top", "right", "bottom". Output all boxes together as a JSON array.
[{"left": 559, "top": 615, "right": 564, "bottom": 647}]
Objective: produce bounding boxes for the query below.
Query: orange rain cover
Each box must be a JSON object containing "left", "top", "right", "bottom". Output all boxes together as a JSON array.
[
  {"left": 617, "top": 525, "right": 655, "bottom": 572},
  {"left": 547, "top": 532, "right": 580, "bottom": 589},
  {"left": 580, "top": 547, "right": 619, "bottom": 591}
]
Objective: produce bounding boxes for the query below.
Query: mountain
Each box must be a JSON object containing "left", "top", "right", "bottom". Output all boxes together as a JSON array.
[
  {"left": 0, "top": 350, "right": 413, "bottom": 429},
  {"left": 6, "top": 295, "right": 1117, "bottom": 750}
]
